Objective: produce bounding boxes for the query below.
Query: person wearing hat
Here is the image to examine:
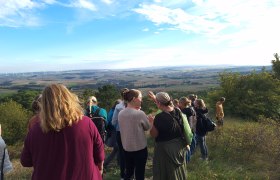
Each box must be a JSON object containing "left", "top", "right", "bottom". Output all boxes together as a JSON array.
[{"left": 148, "top": 92, "right": 188, "bottom": 180}]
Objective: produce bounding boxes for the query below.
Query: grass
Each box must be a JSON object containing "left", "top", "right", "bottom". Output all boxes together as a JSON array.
[{"left": 5, "top": 117, "right": 280, "bottom": 180}]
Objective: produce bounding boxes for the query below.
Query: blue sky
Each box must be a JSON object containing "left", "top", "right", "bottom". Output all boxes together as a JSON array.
[{"left": 0, "top": 0, "right": 279, "bottom": 73}]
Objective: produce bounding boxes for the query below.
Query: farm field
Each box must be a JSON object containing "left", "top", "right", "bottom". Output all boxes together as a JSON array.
[{"left": 0, "top": 65, "right": 269, "bottom": 94}]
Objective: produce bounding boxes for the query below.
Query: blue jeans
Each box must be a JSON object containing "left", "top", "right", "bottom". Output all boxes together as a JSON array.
[
  {"left": 196, "top": 134, "right": 208, "bottom": 160},
  {"left": 186, "top": 134, "right": 196, "bottom": 163}
]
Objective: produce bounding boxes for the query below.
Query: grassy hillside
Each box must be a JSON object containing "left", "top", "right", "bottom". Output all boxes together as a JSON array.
[{"left": 5, "top": 117, "right": 280, "bottom": 180}]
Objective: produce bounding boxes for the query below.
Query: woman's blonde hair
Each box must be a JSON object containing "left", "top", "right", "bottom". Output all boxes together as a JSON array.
[
  {"left": 195, "top": 99, "right": 206, "bottom": 109},
  {"left": 40, "top": 84, "right": 84, "bottom": 133},
  {"left": 179, "top": 97, "right": 191, "bottom": 107}
]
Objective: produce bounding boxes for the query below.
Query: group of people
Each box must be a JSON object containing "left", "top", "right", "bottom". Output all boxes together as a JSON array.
[{"left": 0, "top": 83, "right": 225, "bottom": 180}]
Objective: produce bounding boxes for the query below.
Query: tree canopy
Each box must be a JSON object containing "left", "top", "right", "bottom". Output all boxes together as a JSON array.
[
  {"left": 208, "top": 71, "right": 280, "bottom": 120},
  {"left": 272, "top": 53, "right": 280, "bottom": 79}
]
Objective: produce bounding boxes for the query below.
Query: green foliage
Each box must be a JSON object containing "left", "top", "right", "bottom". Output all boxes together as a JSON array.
[
  {"left": 271, "top": 53, "right": 280, "bottom": 79},
  {"left": 95, "top": 84, "right": 120, "bottom": 111},
  {"left": 80, "top": 88, "right": 96, "bottom": 105},
  {"left": 0, "top": 90, "right": 41, "bottom": 111},
  {"left": 141, "top": 96, "right": 157, "bottom": 114},
  {"left": 0, "top": 100, "right": 30, "bottom": 145},
  {"left": 209, "top": 71, "right": 280, "bottom": 120},
  {"left": 205, "top": 118, "right": 280, "bottom": 179}
]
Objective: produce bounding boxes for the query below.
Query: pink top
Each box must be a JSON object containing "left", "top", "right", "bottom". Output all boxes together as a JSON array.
[{"left": 21, "top": 116, "right": 104, "bottom": 180}]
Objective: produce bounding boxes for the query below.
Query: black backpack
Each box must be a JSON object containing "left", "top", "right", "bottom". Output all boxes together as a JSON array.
[{"left": 87, "top": 108, "right": 107, "bottom": 143}]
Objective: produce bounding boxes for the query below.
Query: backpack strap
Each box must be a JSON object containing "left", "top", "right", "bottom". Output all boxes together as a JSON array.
[
  {"left": 1, "top": 147, "right": 6, "bottom": 180},
  {"left": 164, "top": 108, "right": 185, "bottom": 140}
]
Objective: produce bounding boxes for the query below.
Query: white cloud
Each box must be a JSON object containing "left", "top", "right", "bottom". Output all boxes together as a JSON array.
[
  {"left": 72, "top": 0, "right": 97, "bottom": 11},
  {"left": 0, "top": 0, "right": 41, "bottom": 27},
  {"left": 134, "top": 0, "right": 280, "bottom": 48},
  {"left": 101, "top": 0, "right": 113, "bottom": 5},
  {"left": 42, "top": 0, "right": 57, "bottom": 4},
  {"left": 134, "top": 4, "right": 225, "bottom": 35}
]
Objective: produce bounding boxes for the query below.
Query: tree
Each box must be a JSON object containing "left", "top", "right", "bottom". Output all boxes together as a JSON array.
[
  {"left": 0, "top": 90, "right": 41, "bottom": 111},
  {"left": 95, "top": 84, "right": 120, "bottom": 111},
  {"left": 271, "top": 53, "right": 280, "bottom": 79},
  {"left": 0, "top": 100, "right": 30, "bottom": 145},
  {"left": 208, "top": 71, "right": 280, "bottom": 120},
  {"left": 80, "top": 88, "right": 96, "bottom": 106},
  {"left": 141, "top": 96, "right": 157, "bottom": 114}
]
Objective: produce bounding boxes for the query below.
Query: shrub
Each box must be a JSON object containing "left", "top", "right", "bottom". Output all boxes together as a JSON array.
[
  {"left": 0, "top": 100, "right": 30, "bottom": 145},
  {"left": 208, "top": 118, "right": 280, "bottom": 175}
]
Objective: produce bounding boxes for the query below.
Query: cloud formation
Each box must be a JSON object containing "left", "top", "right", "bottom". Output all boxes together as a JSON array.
[{"left": 0, "top": 0, "right": 279, "bottom": 73}]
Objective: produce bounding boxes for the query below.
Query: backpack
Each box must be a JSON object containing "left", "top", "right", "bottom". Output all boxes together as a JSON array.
[
  {"left": 204, "top": 117, "right": 216, "bottom": 132},
  {"left": 87, "top": 108, "right": 107, "bottom": 143}
]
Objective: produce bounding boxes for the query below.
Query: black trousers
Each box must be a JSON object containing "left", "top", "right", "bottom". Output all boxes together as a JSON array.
[
  {"left": 116, "top": 131, "right": 126, "bottom": 178},
  {"left": 124, "top": 147, "right": 148, "bottom": 180}
]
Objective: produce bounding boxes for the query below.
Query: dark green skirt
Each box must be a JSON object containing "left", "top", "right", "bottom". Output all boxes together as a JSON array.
[{"left": 153, "top": 138, "right": 188, "bottom": 180}]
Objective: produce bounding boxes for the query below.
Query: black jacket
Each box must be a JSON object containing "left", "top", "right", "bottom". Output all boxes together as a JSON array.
[{"left": 195, "top": 108, "right": 208, "bottom": 136}]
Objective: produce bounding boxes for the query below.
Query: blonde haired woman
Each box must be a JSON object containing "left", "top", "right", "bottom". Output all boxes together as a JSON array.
[{"left": 21, "top": 84, "right": 104, "bottom": 180}]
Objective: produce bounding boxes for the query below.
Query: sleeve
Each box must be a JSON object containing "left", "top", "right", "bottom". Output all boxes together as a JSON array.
[
  {"left": 20, "top": 133, "right": 33, "bottom": 167},
  {"left": 107, "top": 109, "right": 113, "bottom": 124},
  {"left": 0, "top": 137, "right": 13, "bottom": 173},
  {"left": 3, "top": 148, "right": 13, "bottom": 173},
  {"left": 90, "top": 120, "right": 105, "bottom": 164},
  {"left": 140, "top": 111, "right": 151, "bottom": 131}
]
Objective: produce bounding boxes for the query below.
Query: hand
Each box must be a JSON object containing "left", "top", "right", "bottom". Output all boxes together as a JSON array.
[
  {"left": 148, "top": 114, "right": 155, "bottom": 124},
  {"left": 148, "top": 91, "right": 156, "bottom": 102},
  {"left": 97, "top": 161, "right": 104, "bottom": 175},
  {"left": 186, "top": 145, "right": 190, "bottom": 151}
]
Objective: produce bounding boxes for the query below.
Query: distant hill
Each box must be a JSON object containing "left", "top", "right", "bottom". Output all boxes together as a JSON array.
[{"left": 0, "top": 65, "right": 272, "bottom": 93}]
